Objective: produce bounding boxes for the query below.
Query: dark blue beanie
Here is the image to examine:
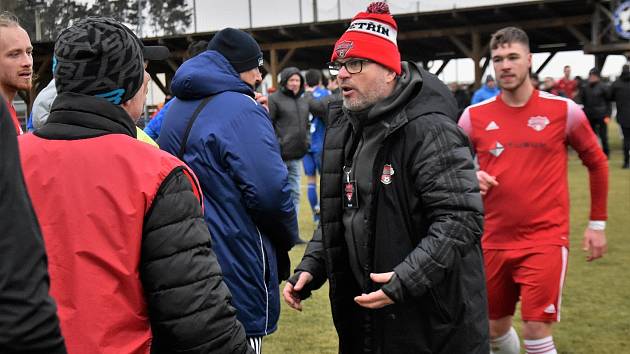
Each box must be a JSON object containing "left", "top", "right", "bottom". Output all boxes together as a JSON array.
[{"left": 208, "top": 28, "right": 263, "bottom": 73}]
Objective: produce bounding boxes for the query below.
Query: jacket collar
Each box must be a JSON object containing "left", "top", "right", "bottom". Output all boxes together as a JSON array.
[{"left": 35, "top": 92, "right": 137, "bottom": 140}]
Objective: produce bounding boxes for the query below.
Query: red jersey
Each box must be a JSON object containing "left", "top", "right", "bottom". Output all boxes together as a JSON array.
[
  {"left": 7, "top": 102, "right": 23, "bottom": 135},
  {"left": 554, "top": 78, "right": 577, "bottom": 99},
  {"left": 459, "top": 90, "right": 608, "bottom": 249}
]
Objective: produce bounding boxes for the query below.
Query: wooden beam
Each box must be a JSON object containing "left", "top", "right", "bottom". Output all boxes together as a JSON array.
[
  {"left": 400, "top": 15, "right": 590, "bottom": 41},
  {"left": 566, "top": 25, "right": 588, "bottom": 43},
  {"left": 270, "top": 49, "right": 279, "bottom": 88},
  {"left": 261, "top": 38, "right": 336, "bottom": 51},
  {"left": 472, "top": 32, "right": 482, "bottom": 88},
  {"left": 166, "top": 58, "right": 179, "bottom": 73},
  {"left": 448, "top": 36, "right": 472, "bottom": 58},
  {"left": 535, "top": 52, "right": 558, "bottom": 74},
  {"left": 262, "top": 62, "right": 271, "bottom": 75},
  {"left": 584, "top": 42, "right": 630, "bottom": 54},
  {"left": 595, "top": 54, "right": 608, "bottom": 72},
  {"left": 278, "top": 48, "right": 297, "bottom": 69},
  {"left": 257, "top": 15, "right": 591, "bottom": 52},
  {"left": 149, "top": 72, "right": 169, "bottom": 95},
  {"left": 433, "top": 59, "right": 450, "bottom": 76}
]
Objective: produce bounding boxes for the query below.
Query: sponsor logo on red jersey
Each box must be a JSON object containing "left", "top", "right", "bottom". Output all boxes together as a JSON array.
[{"left": 527, "top": 116, "right": 550, "bottom": 132}]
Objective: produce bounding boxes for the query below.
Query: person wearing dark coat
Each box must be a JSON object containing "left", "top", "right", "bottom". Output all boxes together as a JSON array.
[
  {"left": 268, "top": 67, "right": 310, "bottom": 239},
  {"left": 609, "top": 64, "right": 630, "bottom": 168},
  {"left": 0, "top": 96, "right": 66, "bottom": 354},
  {"left": 448, "top": 82, "right": 471, "bottom": 119},
  {"left": 283, "top": 3, "right": 488, "bottom": 354},
  {"left": 579, "top": 68, "right": 612, "bottom": 157},
  {"left": 18, "top": 18, "right": 251, "bottom": 354}
]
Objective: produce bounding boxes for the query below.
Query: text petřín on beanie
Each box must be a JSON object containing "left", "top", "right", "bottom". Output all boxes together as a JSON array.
[
  {"left": 330, "top": 2, "right": 401, "bottom": 75},
  {"left": 208, "top": 27, "right": 263, "bottom": 73},
  {"left": 54, "top": 17, "right": 145, "bottom": 105}
]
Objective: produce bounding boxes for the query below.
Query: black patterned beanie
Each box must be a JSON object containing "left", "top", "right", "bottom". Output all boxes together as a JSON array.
[{"left": 54, "top": 17, "right": 144, "bottom": 105}]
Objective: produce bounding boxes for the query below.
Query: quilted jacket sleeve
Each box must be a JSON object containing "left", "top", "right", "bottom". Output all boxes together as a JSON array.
[
  {"left": 141, "top": 167, "right": 253, "bottom": 354},
  {"left": 382, "top": 116, "right": 484, "bottom": 302},
  {"left": 290, "top": 225, "right": 328, "bottom": 299}
]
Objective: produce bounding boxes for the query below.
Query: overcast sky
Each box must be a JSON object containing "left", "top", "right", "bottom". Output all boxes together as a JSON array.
[{"left": 189, "top": 0, "right": 526, "bottom": 30}]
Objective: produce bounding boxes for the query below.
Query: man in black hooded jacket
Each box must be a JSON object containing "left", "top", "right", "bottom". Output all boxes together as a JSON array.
[
  {"left": 609, "top": 64, "right": 630, "bottom": 168},
  {"left": 579, "top": 68, "right": 612, "bottom": 157},
  {"left": 282, "top": 2, "right": 488, "bottom": 353},
  {"left": 269, "top": 67, "right": 310, "bottom": 242}
]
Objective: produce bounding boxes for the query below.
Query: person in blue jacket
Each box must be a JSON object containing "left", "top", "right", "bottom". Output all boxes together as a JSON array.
[
  {"left": 471, "top": 74, "right": 501, "bottom": 104},
  {"left": 157, "top": 28, "right": 298, "bottom": 354},
  {"left": 302, "top": 69, "right": 330, "bottom": 223},
  {"left": 144, "top": 40, "right": 208, "bottom": 141}
]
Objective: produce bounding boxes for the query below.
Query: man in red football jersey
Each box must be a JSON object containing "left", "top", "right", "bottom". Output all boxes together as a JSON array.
[
  {"left": 459, "top": 27, "right": 608, "bottom": 354},
  {"left": 554, "top": 65, "right": 578, "bottom": 99}
]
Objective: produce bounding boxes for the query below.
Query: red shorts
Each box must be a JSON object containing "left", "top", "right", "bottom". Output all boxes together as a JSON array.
[{"left": 484, "top": 245, "right": 568, "bottom": 322}]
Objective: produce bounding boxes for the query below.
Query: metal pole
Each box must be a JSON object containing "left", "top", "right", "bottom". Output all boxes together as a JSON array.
[
  {"left": 193, "top": 0, "right": 197, "bottom": 32},
  {"left": 248, "top": 0, "right": 253, "bottom": 28},
  {"left": 299, "top": 0, "right": 303, "bottom": 23},
  {"left": 137, "top": 0, "right": 143, "bottom": 37},
  {"left": 313, "top": 0, "right": 318, "bottom": 22},
  {"left": 35, "top": 7, "right": 42, "bottom": 41},
  {"left": 337, "top": 0, "right": 341, "bottom": 19}
]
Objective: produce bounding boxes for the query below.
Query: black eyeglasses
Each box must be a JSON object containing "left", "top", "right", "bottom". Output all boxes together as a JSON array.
[{"left": 327, "top": 59, "right": 371, "bottom": 76}]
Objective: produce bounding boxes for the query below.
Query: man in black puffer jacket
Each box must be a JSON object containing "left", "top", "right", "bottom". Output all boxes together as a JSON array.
[
  {"left": 609, "top": 64, "right": 630, "bottom": 168},
  {"left": 579, "top": 68, "right": 612, "bottom": 157},
  {"left": 283, "top": 3, "right": 488, "bottom": 353},
  {"left": 268, "top": 67, "right": 310, "bottom": 231},
  {"left": 18, "top": 17, "right": 251, "bottom": 354}
]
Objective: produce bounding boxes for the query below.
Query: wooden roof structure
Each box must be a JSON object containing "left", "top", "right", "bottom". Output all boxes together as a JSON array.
[{"left": 28, "top": 0, "right": 628, "bottom": 104}]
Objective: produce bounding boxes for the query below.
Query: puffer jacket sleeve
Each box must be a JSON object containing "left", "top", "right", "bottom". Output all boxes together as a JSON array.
[
  {"left": 290, "top": 224, "right": 328, "bottom": 299},
  {"left": 141, "top": 167, "right": 252, "bottom": 354},
  {"left": 305, "top": 92, "right": 341, "bottom": 125},
  {"left": 267, "top": 93, "right": 278, "bottom": 123},
  {"left": 382, "top": 115, "right": 484, "bottom": 302}
]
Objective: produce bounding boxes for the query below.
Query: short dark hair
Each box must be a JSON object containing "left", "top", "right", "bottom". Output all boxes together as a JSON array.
[
  {"left": 305, "top": 69, "right": 322, "bottom": 87},
  {"left": 490, "top": 26, "right": 530, "bottom": 50}
]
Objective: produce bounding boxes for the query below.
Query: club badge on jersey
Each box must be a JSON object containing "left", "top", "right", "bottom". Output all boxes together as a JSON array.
[
  {"left": 381, "top": 164, "right": 395, "bottom": 185},
  {"left": 527, "top": 116, "right": 550, "bottom": 132}
]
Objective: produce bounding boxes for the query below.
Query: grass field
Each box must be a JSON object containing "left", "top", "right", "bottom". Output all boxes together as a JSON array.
[{"left": 265, "top": 123, "right": 630, "bottom": 354}]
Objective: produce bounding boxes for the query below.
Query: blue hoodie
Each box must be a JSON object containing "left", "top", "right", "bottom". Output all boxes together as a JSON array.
[
  {"left": 158, "top": 50, "right": 298, "bottom": 336},
  {"left": 143, "top": 99, "right": 173, "bottom": 140},
  {"left": 308, "top": 86, "right": 330, "bottom": 153},
  {"left": 471, "top": 84, "right": 500, "bottom": 104}
]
